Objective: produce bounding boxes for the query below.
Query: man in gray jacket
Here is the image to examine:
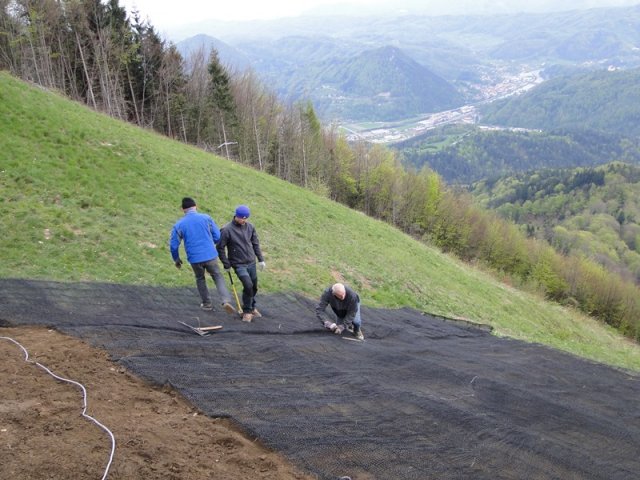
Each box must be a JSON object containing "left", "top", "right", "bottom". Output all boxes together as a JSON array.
[
  {"left": 217, "top": 205, "right": 265, "bottom": 322},
  {"left": 316, "top": 283, "right": 364, "bottom": 340}
]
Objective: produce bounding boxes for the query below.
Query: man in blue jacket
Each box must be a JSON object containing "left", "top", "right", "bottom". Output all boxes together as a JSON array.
[
  {"left": 217, "top": 205, "right": 266, "bottom": 322},
  {"left": 170, "top": 197, "right": 236, "bottom": 314},
  {"left": 316, "top": 283, "right": 364, "bottom": 340}
]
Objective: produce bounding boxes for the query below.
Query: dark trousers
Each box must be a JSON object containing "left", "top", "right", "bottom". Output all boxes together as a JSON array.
[
  {"left": 234, "top": 263, "right": 258, "bottom": 313},
  {"left": 191, "top": 259, "right": 231, "bottom": 305},
  {"left": 337, "top": 302, "right": 362, "bottom": 331}
]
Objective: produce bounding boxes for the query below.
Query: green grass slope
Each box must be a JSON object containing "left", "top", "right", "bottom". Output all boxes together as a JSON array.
[{"left": 1, "top": 72, "right": 639, "bottom": 371}]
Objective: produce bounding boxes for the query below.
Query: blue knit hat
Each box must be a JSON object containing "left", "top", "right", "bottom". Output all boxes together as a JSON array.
[{"left": 235, "top": 205, "right": 250, "bottom": 218}]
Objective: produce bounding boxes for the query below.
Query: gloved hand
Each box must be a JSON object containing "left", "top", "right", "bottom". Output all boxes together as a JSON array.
[
  {"left": 334, "top": 325, "right": 344, "bottom": 335},
  {"left": 324, "top": 321, "right": 337, "bottom": 331},
  {"left": 258, "top": 261, "right": 266, "bottom": 271},
  {"left": 174, "top": 259, "right": 183, "bottom": 269}
]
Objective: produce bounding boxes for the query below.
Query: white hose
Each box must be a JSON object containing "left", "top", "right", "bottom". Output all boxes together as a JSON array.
[{"left": 1, "top": 336, "right": 116, "bottom": 480}]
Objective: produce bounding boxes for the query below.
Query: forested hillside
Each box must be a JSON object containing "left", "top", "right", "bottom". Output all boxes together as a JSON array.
[
  {"left": 300, "top": 45, "right": 463, "bottom": 121},
  {"left": 480, "top": 68, "right": 640, "bottom": 136},
  {"left": 397, "top": 126, "right": 640, "bottom": 184},
  {"left": 471, "top": 163, "right": 640, "bottom": 284}
]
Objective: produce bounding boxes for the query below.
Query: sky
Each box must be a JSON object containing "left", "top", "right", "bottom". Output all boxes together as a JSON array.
[
  {"left": 119, "top": 0, "right": 640, "bottom": 36},
  {"left": 120, "top": 0, "right": 380, "bottom": 27}
]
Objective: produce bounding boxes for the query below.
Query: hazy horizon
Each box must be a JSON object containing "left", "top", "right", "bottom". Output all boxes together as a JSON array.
[{"left": 120, "top": 0, "right": 640, "bottom": 40}]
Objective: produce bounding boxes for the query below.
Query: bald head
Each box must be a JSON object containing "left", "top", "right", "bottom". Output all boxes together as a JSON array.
[{"left": 331, "top": 283, "right": 346, "bottom": 300}]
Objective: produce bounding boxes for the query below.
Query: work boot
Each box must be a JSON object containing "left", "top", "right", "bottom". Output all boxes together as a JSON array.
[
  {"left": 354, "top": 328, "right": 364, "bottom": 340},
  {"left": 242, "top": 312, "right": 253, "bottom": 322},
  {"left": 200, "top": 302, "right": 213, "bottom": 311},
  {"left": 222, "top": 302, "right": 236, "bottom": 315},
  {"left": 251, "top": 308, "right": 262, "bottom": 318}
]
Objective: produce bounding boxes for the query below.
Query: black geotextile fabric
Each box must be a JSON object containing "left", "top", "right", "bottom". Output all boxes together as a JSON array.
[{"left": 2, "top": 279, "right": 640, "bottom": 480}]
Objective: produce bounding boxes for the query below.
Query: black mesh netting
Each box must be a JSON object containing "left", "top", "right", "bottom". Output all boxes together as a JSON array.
[{"left": 1, "top": 278, "right": 639, "bottom": 480}]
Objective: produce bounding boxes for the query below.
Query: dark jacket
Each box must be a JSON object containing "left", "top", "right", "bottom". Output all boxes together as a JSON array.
[
  {"left": 216, "top": 219, "right": 264, "bottom": 269},
  {"left": 316, "top": 285, "right": 360, "bottom": 324}
]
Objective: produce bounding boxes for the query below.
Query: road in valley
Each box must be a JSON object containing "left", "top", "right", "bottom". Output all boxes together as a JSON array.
[{"left": 341, "top": 68, "right": 543, "bottom": 144}]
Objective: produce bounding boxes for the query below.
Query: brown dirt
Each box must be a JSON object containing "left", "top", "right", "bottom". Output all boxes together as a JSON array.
[{"left": 0, "top": 326, "right": 315, "bottom": 480}]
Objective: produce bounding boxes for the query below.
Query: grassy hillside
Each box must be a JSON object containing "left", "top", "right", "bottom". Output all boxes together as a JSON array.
[{"left": 1, "top": 72, "right": 639, "bottom": 371}]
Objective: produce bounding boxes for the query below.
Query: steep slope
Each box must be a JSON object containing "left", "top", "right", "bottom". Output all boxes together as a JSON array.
[
  {"left": 1, "top": 72, "right": 638, "bottom": 370},
  {"left": 3, "top": 281, "right": 640, "bottom": 479}
]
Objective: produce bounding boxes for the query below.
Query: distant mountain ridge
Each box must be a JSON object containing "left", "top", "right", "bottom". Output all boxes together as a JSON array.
[
  {"left": 175, "top": 33, "right": 251, "bottom": 71},
  {"left": 176, "top": 35, "right": 463, "bottom": 121},
  {"left": 175, "top": 4, "right": 640, "bottom": 123},
  {"left": 480, "top": 67, "right": 640, "bottom": 136},
  {"left": 186, "top": 4, "right": 640, "bottom": 69},
  {"left": 304, "top": 45, "right": 463, "bottom": 121}
]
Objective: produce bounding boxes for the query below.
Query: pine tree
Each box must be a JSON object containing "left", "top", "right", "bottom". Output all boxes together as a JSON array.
[{"left": 206, "top": 49, "right": 237, "bottom": 158}]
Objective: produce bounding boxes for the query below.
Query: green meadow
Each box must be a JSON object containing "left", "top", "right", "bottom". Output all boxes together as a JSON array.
[{"left": 2, "top": 72, "right": 639, "bottom": 371}]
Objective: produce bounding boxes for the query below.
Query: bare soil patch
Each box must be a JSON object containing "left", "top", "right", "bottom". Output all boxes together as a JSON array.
[{"left": 0, "top": 326, "right": 314, "bottom": 480}]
